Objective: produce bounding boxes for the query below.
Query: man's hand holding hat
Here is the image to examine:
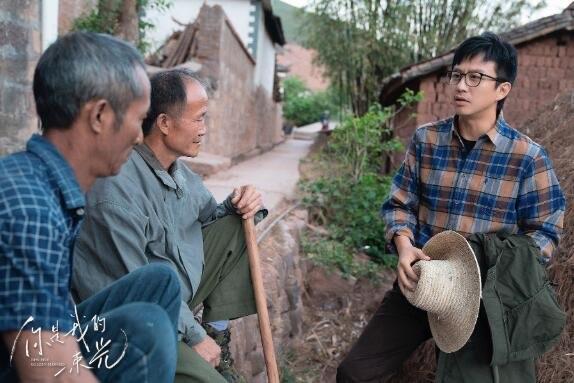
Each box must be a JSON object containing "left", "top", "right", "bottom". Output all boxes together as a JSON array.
[{"left": 394, "top": 234, "right": 431, "bottom": 292}]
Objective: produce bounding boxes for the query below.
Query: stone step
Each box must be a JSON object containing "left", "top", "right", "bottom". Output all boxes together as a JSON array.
[{"left": 180, "top": 152, "right": 231, "bottom": 177}]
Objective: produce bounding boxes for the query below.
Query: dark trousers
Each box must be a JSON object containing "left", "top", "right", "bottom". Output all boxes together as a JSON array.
[
  {"left": 0, "top": 264, "right": 181, "bottom": 383},
  {"left": 337, "top": 280, "right": 431, "bottom": 382},
  {"left": 175, "top": 215, "right": 256, "bottom": 383},
  {"left": 77, "top": 264, "right": 181, "bottom": 382}
]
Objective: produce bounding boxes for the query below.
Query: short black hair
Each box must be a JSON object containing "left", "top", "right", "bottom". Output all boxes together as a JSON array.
[
  {"left": 142, "top": 68, "right": 205, "bottom": 136},
  {"left": 33, "top": 32, "right": 146, "bottom": 131},
  {"left": 452, "top": 32, "right": 517, "bottom": 115}
]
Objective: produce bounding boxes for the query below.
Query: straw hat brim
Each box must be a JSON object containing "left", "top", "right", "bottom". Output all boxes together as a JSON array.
[{"left": 421, "top": 231, "right": 481, "bottom": 353}]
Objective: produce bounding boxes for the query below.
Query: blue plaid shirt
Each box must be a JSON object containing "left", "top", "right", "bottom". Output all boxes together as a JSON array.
[
  {"left": 0, "top": 134, "right": 85, "bottom": 332},
  {"left": 382, "top": 116, "right": 565, "bottom": 260}
]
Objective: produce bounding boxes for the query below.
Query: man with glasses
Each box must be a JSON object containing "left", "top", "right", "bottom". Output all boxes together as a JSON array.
[{"left": 337, "top": 32, "right": 565, "bottom": 382}]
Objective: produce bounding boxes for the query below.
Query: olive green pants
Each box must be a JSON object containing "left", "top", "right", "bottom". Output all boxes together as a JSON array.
[{"left": 175, "top": 215, "right": 257, "bottom": 383}]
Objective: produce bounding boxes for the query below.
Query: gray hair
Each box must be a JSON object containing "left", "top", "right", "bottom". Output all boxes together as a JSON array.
[{"left": 33, "top": 31, "right": 146, "bottom": 130}]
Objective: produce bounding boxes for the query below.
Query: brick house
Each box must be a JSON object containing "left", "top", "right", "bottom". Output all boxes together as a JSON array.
[
  {"left": 146, "top": 0, "right": 286, "bottom": 165},
  {"left": 0, "top": 0, "right": 286, "bottom": 167},
  {"left": 379, "top": 2, "right": 574, "bottom": 171},
  {"left": 276, "top": 43, "right": 329, "bottom": 92}
]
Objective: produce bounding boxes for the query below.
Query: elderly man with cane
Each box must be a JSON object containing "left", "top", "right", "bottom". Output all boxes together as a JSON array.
[
  {"left": 0, "top": 32, "right": 182, "bottom": 383},
  {"left": 72, "top": 67, "right": 272, "bottom": 383}
]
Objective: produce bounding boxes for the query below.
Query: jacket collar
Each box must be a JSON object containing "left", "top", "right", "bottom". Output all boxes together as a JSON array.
[{"left": 134, "top": 144, "right": 186, "bottom": 197}]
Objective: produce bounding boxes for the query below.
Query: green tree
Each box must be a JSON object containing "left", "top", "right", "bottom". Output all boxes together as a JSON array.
[
  {"left": 73, "top": 0, "right": 171, "bottom": 53},
  {"left": 282, "top": 76, "right": 336, "bottom": 126},
  {"left": 303, "top": 0, "right": 545, "bottom": 116}
]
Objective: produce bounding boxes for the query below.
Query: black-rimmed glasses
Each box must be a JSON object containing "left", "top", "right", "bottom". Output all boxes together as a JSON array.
[{"left": 445, "top": 70, "right": 507, "bottom": 87}]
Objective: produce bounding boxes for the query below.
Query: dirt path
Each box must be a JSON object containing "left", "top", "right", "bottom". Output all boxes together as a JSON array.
[{"left": 282, "top": 263, "right": 395, "bottom": 382}]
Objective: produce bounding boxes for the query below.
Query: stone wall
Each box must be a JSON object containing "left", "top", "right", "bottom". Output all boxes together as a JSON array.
[
  {"left": 0, "top": 0, "right": 42, "bottom": 155},
  {"left": 230, "top": 209, "right": 307, "bottom": 382},
  {"left": 194, "top": 5, "right": 284, "bottom": 160},
  {"left": 0, "top": 0, "right": 98, "bottom": 156},
  {"left": 390, "top": 32, "right": 574, "bottom": 164}
]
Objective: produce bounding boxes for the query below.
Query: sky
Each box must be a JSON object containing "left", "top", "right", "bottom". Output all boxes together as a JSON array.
[{"left": 280, "top": 0, "right": 572, "bottom": 22}]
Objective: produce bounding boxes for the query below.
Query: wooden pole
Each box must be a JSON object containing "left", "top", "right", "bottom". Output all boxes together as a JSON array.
[{"left": 243, "top": 218, "right": 280, "bottom": 383}]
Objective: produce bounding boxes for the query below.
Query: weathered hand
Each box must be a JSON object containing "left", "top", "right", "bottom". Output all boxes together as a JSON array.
[
  {"left": 395, "top": 236, "right": 430, "bottom": 293},
  {"left": 193, "top": 335, "right": 221, "bottom": 367},
  {"left": 231, "top": 185, "right": 263, "bottom": 219}
]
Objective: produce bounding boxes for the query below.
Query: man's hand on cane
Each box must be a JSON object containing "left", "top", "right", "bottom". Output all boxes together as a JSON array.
[{"left": 231, "top": 185, "right": 262, "bottom": 219}]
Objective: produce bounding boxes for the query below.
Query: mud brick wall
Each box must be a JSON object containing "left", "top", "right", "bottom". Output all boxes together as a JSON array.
[
  {"left": 0, "top": 0, "right": 41, "bottom": 155},
  {"left": 194, "top": 5, "right": 283, "bottom": 160},
  {"left": 506, "top": 33, "right": 574, "bottom": 124}
]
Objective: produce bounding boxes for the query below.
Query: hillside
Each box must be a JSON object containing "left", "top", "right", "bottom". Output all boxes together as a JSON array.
[{"left": 271, "top": 0, "right": 308, "bottom": 44}]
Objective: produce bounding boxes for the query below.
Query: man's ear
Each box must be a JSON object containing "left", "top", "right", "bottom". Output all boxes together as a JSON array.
[
  {"left": 496, "top": 82, "right": 512, "bottom": 102},
  {"left": 156, "top": 113, "right": 171, "bottom": 135},
  {"left": 87, "top": 99, "right": 112, "bottom": 134}
]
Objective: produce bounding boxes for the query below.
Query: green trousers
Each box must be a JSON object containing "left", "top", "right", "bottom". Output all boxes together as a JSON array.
[{"left": 175, "top": 215, "right": 257, "bottom": 383}]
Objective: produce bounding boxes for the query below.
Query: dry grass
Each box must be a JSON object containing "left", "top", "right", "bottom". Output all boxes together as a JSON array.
[
  {"left": 525, "top": 91, "right": 574, "bottom": 383},
  {"left": 281, "top": 262, "right": 395, "bottom": 382}
]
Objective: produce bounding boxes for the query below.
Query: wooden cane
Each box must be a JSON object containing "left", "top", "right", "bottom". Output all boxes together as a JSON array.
[{"left": 243, "top": 218, "right": 280, "bottom": 383}]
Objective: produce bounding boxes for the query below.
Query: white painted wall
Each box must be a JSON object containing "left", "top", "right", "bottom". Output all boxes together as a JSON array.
[
  {"left": 254, "top": 16, "right": 276, "bottom": 94},
  {"left": 146, "top": 0, "right": 279, "bottom": 96},
  {"left": 42, "top": 0, "right": 59, "bottom": 51},
  {"left": 146, "top": 0, "right": 254, "bottom": 51}
]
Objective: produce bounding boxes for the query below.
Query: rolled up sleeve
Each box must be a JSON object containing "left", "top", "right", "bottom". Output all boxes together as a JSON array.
[
  {"left": 381, "top": 135, "right": 420, "bottom": 248},
  {"left": 517, "top": 150, "right": 565, "bottom": 259}
]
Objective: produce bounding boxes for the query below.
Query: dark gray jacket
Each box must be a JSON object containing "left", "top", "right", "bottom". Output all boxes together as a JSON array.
[{"left": 436, "top": 232, "right": 566, "bottom": 383}]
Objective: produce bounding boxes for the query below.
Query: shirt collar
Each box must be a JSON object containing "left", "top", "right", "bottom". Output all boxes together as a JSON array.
[
  {"left": 134, "top": 144, "right": 186, "bottom": 197},
  {"left": 450, "top": 114, "right": 510, "bottom": 148},
  {"left": 26, "top": 134, "right": 85, "bottom": 210}
]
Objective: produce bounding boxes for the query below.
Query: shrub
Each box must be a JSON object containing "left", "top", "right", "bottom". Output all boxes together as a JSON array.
[
  {"left": 282, "top": 77, "right": 336, "bottom": 127},
  {"left": 300, "top": 89, "right": 422, "bottom": 272}
]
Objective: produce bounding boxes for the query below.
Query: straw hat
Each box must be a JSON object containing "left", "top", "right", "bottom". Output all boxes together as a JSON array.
[{"left": 401, "top": 230, "right": 481, "bottom": 353}]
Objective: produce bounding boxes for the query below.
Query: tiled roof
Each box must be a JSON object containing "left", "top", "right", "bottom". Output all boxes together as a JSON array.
[{"left": 380, "top": 2, "right": 574, "bottom": 103}]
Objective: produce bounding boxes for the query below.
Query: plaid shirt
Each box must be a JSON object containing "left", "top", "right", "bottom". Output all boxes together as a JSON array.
[
  {"left": 0, "top": 134, "right": 85, "bottom": 332},
  {"left": 382, "top": 116, "right": 565, "bottom": 260}
]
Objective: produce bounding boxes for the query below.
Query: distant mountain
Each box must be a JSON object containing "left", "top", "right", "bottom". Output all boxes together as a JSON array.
[{"left": 271, "top": 0, "right": 308, "bottom": 44}]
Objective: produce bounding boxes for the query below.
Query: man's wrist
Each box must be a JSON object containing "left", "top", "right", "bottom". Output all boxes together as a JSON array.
[
  {"left": 183, "top": 326, "right": 207, "bottom": 347},
  {"left": 394, "top": 234, "right": 413, "bottom": 252}
]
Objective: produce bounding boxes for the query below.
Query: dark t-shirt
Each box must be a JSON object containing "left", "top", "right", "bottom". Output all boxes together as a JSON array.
[{"left": 461, "top": 135, "right": 476, "bottom": 153}]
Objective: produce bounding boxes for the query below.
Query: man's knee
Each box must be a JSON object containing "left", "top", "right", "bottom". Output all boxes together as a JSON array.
[
  {"left": 220, "top": 214, "right": 243, "bottom": 232},
  {"left": 141, "top": 263, "right": 180, "bottom": 295},
  {"left": 206, "top": 215, "right": 246, "bottom": 249},
  {"left": 122, "top": 302, "right": 177, "bottom": 356},
  {"left": 142, "top": 262, "right": 178, "bottom": 282}
]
